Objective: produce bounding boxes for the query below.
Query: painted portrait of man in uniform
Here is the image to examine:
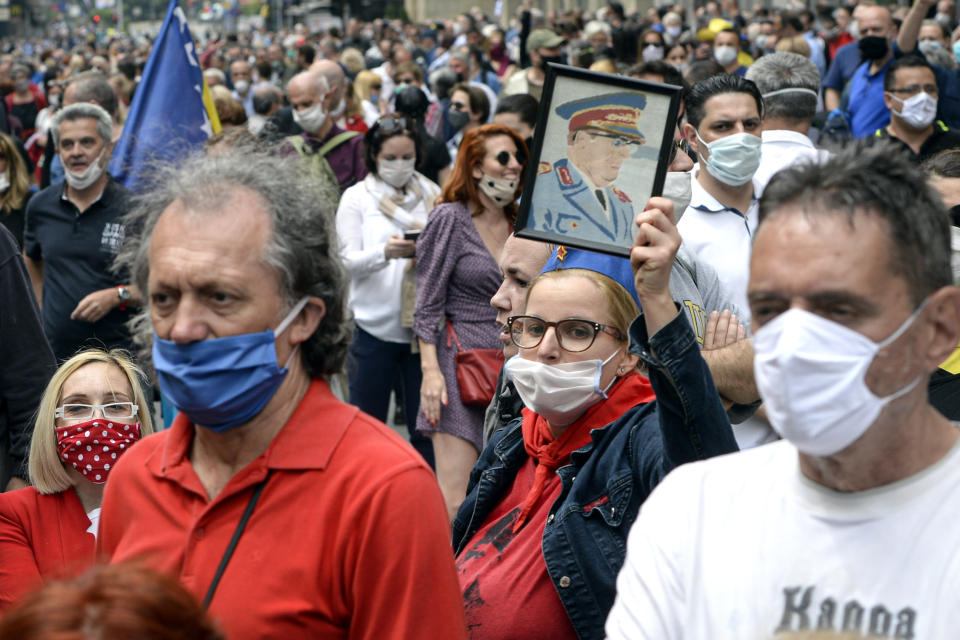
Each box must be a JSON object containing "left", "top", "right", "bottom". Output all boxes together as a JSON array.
[{"left": 516, "top": 66, "right": 681, "bottom": 257}]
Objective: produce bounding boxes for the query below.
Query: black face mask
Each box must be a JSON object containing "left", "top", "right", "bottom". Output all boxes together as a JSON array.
[
  {"left": 949, "top": 204, "right": 960, "bottom": 228},
  {"left": 858, "top": 35, "right": 889, "bottom": 60},
  {"left": 537, "top": 55, "right": 563, "bottom": 69}
]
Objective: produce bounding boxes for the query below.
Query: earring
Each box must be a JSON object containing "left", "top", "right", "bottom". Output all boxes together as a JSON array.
[{"left": 617, "top": 367, "right": 625, "bottom": 375}]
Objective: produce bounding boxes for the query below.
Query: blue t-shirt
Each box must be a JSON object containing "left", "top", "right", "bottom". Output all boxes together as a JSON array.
[
  {"left": 822, "top": 41, "right": 861, "bottom": 92},
  {"left": 848, "top": 57, "right": 893, "bottom": 138}
]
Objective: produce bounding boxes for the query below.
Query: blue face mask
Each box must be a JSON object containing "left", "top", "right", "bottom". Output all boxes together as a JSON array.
[
  {"left": 152, "top": 297, "right": 310, "bottom": 432},
  {"left": 954, "top": 40, "right": 960, "bottom": 64},
  {"left": 695, "top": 130, "right": 762, "bottom": 186}
]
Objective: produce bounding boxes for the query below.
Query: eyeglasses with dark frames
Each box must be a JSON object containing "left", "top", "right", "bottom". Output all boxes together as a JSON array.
[{"left": 507, "top": 315, "right": 624, "bottom": 352}]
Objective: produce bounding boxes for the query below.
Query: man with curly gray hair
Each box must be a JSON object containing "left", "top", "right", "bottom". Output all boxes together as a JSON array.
[{"left": 97, "top": 148, "right": 469, "bottom": 640}]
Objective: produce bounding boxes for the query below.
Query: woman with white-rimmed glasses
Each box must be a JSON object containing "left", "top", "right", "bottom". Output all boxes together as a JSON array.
[{"left": 0, "top": 349, "right": 153, "bottom": 612}]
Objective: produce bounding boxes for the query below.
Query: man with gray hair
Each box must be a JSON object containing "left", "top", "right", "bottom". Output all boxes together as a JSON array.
[
  {"left": 23, "top": 102, "right": 140, "bottom": 363},
  {"left": 276, "top": 70, "right": 364, "bottom": 195},
  {"left": 746, "top": 51, "right": 831, "bottom": 194},
  {"left": 97, "top": 148, "right": 468, "bottom": 640}
]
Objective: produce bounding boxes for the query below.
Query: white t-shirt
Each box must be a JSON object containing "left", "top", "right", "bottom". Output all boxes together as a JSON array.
[
  {"left": 678, "top": 171, "right": 759, "bottom": 325},
  {"left": 606, "top": 435, "right": 960, "bottom": 640}
]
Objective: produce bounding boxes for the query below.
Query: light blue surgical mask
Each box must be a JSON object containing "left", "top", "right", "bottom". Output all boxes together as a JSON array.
[
  {"left": 695, "top": 130, "right": 762, "bottom": 186},
  {"left": 152, "top": 297, "right": 309, "bottom": 432},
  {"left": 954, "top": 40, "right": 960, "bottom": 64}
]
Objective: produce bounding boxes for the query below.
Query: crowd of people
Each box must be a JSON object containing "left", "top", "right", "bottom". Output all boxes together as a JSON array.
[{"left": 0, "top": 0, "right": 958, "bottom": 637}]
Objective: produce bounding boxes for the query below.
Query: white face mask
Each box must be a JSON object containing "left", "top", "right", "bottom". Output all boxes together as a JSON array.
[
  {"left": 478, "top": 172, "right": 518, "bottom": 206},
  {"left": 378, "top": 157, "right": 415, "bottom": 188},
  {"left": 64, "top": 148, "right": 106, "bottom": 190},
  {"left": 642, "top": 44, "right": 664, "bottom": 62},
  {"left": 293, "top": 102, "right": 327, "bottom": 133},
  {"left": 713, "top": 45, "right": 738, "bottom": 66},
  {"left": 890, "top": 91, "right": 938, "bottom": 130},
  {"left": 331, "top": 97, "right": 346, "bottom": 118},
  {"left": 753, "top": 305, "right": 926, "bottom": 457},
  {"left": 233, "top": 79, "right": 250, "bottom": 95},
  {"left": 662, "top": 171, "right": 692, "bottom": 220},
  {"left": 0, "top": 172, "right": 9, "bottom": 193},
  {"left": 695, "top": 130, "right": 762, "bottom": 186},
  {"left": 666, "top": 25, "right": 682, "bottom": 38},
  {"left": 506, "top": 349, "right": 621, "bottom": 427}
]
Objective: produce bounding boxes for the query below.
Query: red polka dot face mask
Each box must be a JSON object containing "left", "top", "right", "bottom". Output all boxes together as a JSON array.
[{"left": 54, "top": 419, "right": 142, "bottom": 484}]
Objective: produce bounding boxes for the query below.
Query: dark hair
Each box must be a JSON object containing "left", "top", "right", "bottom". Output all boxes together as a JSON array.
[
  {"left": 625, "top": 60, "right": 685, "bottom": 89},
  {"left": 760, "top": 141, "right": 951, "bottom": 306},
  {"left": 685, "top": 74, "right": 763, "bottom": 129},
  {"left": 450, "top": 82, "right": 491, "bottom": 123},
  {"left": 252, "top": 86, "right": 281, "bottom": 116},
  {"left": 363, "top": 114, "right": 422, "bottom": 174},
  {"left": 298, "top": 43, "right": 316, "bottom": 65},
  {"left": 884, "top": 55, "right": 935, "bottom": 92},
  {"left": 495, "top": 93, "right": 539, "bottom": 129},
  {"left": 0, "top": 563, "right": 224, "bottom": 639},
  {"left": 395, "top": 86, "right": 430, "bottom": 120},
  {"left": 682, "top": 59, "right": 725, "bottom": 88}
]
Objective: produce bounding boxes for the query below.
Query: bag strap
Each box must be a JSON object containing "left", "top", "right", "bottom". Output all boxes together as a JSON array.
[
  {"left": 317, "top": 130, "right": 360, "bottom": 157},
  {"left": 203, "top": 472, "right": 271, "bottom": 609},
  {"left": 445, "top": 318, "right": 463, "bottom": 352}
]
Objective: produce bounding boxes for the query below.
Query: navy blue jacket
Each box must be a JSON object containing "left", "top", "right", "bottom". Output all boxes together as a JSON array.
[{"left": 452, "top": 308, "right": 738, "bottom": 640}]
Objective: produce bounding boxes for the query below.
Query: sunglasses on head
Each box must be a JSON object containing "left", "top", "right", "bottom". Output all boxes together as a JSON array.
[
  {"left": 495, "top": 149, "right": 527, "bottom": 166},
  {"left": 376, "top": 116, "right": 409, "bottom": 133}
]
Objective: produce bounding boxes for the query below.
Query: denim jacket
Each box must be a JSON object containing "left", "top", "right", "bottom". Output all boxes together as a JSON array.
[{"left": 452, "top": 308, "right": 738, "bottom": 640}]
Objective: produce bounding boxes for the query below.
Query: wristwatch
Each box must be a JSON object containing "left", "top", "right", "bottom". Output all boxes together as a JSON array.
[{"left": 117, "top": 286, "right": 131, "bottom": 311}]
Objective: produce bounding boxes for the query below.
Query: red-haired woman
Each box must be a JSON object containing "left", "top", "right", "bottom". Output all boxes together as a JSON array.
[{"left": 414, "top": 123, "right": 526, "bottom": 521}]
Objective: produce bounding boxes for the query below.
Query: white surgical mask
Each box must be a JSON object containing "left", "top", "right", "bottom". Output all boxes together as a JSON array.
[
  {"left": 918, "top": 40, "right": 943, "bottom": 57},
  {"left": 713, "top": 45, "right": 738, "bottom": 66},
  {"left": 753, "top": 305, "right": 926, "bottom": 457},
  {"left": 642, "top": 44, "right": 664, "bottom": 62},
  {"left": 478, "top": 172, "right": 517, "bottom": 206},
  {"left": 293, "top": 102, "right": 327, "bottom": 133},
  {"left": 890, "top": 91, "right": 938, "bottom": 130},
  {"left": 0, "top": 172, "right": 9, "bottom": 192},
  {"left": 331, "top": 97, "right": 346, "bottom": 117},
  {"left": 666, "top": 25, "right": 682, "bottom": 39},
  {"left": 506, "top": 349, "right": 621, "bottom": 427},
  {"left": 64, "top": 148, "right": 106, "bottom": 190},
  {"left": 233, "top": 79, "right": 250, "bottom": 95},
  {"left": 378, "top": 157, "right": 415, "bottom": 188},
  {"left": 695, "top": 130, "right": 761, "bottom": 186},
  {"left": 662, "top": 171, "right": 692, "bottom": 220}
]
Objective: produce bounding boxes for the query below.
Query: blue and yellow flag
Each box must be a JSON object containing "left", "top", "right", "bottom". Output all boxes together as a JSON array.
[{"left": 109, "top": 0, "right": 221, "bottom": 191}]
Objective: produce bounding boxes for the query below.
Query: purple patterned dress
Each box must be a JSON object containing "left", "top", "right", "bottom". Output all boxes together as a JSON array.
[{"left": 414, "top": 202, "right": 502, "bottom": 452}]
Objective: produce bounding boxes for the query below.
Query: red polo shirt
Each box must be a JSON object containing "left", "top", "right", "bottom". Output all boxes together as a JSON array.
[{"left": 98, "top": 379, "right": 467, "bottom": 640}]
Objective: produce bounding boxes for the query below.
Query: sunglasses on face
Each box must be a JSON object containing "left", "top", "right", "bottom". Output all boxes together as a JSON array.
[
  {"left": 450, "top": 101, "right": 468, "bottom": 111},
  {"left": 494, "top": 149, "right": 527, "bottom": 166},
  {"left": 372, "top": 84, "right": 382, "bottom": 90},
  {"left": 397, "top": 77, "right": 416, "bottom": 84}
]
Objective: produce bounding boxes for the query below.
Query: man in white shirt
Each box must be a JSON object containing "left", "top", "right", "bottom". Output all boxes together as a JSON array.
[
  {"left": 746, "top": 52, "right": 832, "bottom": 194},
  {"left": 677, "top": 75, "right": 764, "bottom": 321},
  {"left": 606, "top": 142, "right": 960, "bottom": 640}
]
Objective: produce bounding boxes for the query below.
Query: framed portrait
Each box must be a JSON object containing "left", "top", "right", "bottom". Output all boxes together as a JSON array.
[{"left": 514, "top": 64, "right": 682, "bottom": 258}]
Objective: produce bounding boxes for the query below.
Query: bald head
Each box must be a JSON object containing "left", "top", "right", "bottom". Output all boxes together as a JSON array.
[{"left": 309, "top": 59, "right": 345, "bottom": 107}]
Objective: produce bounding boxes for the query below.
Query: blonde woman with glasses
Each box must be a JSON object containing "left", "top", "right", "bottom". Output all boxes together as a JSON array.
[{"left": 0, "top": 349, "right": 153, "bottom": 612}]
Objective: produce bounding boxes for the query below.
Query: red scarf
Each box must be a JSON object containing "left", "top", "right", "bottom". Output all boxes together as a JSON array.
[{"left": 513, "top": 373, "right": 656, "bottom": 533}]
